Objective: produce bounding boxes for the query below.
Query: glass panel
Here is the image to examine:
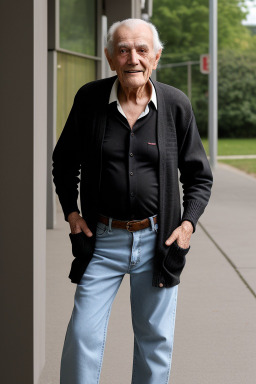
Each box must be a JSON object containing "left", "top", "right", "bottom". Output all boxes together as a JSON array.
[
  {"left": 57, "top": 52, "right": 96, "bottom": 139},
  {"left": 59, "top": 0, "right": 97, "bottom": 56}
]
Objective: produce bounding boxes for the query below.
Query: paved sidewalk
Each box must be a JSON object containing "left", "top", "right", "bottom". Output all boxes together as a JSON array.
[
  {"left": 39, "top": 163, "right": 256, "bottom": 384},
  {"left": 172, "top": 163, "right": 256, "bottom": 383}
]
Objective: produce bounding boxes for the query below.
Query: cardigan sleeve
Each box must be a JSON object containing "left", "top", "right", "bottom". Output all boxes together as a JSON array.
[
  {"left": 178, "top": 110, "right": 213, "bottom": 231},
  {"left": 52, "top": 93, "right": 82, "bottom": 221}
]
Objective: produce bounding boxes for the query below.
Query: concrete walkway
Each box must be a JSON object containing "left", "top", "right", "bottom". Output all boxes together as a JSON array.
[{"left": 39, "top": 163, "right": 256, "bottom": 384}]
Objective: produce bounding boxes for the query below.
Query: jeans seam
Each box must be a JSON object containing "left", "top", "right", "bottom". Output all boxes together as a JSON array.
[
  {"left": 96, "top": 284, "right": 121, "bottom": 383},
  {"left": 130, "top": 274, "right": 137, "bottom": 384},
  {"left": 164, "top": 287, "right": 178, "bottom": 384}
]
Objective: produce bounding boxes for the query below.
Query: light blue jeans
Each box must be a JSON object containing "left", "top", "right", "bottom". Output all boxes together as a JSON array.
[{"left": 60, "top": 217, "right": 178, "bottom": 384}]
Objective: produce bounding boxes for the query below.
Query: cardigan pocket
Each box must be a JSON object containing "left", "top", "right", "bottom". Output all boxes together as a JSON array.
[
  {"left": 69, "top": 231, "right": 94, "bottom": 259},
  {"left": 162, "top": 241, "right": 190, "bottom": 279}
]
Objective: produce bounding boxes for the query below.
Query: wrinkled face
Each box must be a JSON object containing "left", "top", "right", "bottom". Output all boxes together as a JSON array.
[{"left": 105, "top": 24, "right": 161, "bottom": 90}]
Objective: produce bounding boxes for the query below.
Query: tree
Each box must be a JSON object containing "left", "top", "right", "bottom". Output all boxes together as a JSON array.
[
  {"left": 152, "top": 0, "right": 251, "bottom": 59},
  {"left": 151, "top": 0, "right": 256, "bottom": 137},
  {"left": 218, "top": 50, "right": 256, "bottom": 137}
]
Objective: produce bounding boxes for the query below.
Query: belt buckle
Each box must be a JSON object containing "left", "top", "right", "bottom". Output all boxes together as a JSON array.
[{"left": 126, "top": 221, "right": 134, "bottom": 232}]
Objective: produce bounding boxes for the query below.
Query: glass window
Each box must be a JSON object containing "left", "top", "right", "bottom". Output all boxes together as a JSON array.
[
  {"left": 57, "top": 52, "right": 96, "bottom": 139},
  {"left": 59, "top": 0, "right": 97, "bottom": 56}
]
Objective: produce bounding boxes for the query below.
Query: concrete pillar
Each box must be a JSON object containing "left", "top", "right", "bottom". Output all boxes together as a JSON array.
[
  {"left": 105, "top": 0, "right": 141, "bottom": 26},
  {"left": 0, "top": 0, "right": 47, "bottom": 382},
  {"left": 47, "top": 51, "right": 57, "bottom": 229},
  {"left": 47, "top": 0, "right": 57, "bottom": 229}
]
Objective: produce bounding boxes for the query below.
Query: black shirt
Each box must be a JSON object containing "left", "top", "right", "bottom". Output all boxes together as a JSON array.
[{"left": 99, "top": 102, "right": 159, "bottom": 220}]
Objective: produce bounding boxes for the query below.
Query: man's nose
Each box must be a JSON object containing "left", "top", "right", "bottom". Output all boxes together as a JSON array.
[{"left": 128, "top": 49, "right": 139, "bottom": 65}]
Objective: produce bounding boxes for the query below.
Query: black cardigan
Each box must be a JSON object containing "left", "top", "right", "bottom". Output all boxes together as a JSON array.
[{"left": 52, "top": 76, "right": 213, "bottom": 288}]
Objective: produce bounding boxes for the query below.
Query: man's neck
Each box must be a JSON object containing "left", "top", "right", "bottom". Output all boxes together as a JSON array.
[{"left": 118, "top": 81, "right": 152, "bottom": 106}]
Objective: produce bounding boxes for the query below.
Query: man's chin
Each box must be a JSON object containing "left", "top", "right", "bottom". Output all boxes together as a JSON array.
[{"left": 120, "top": 76, "right": 149, "bottom": 90}]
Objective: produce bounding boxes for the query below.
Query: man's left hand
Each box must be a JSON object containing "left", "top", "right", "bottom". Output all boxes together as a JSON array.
[{"left": 165, "top": 220, "right": 193, "bottom": 249}]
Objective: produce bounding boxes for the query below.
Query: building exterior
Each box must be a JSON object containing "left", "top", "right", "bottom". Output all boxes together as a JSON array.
[{"left": 0, "top": 1, "right": 152, "bottom": 383}]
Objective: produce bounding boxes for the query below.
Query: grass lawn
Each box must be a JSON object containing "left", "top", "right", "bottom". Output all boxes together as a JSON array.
[
  {"left": 201, "top": 138, "right": 256, "bottom": 156},
  {"left": 201, "top": 138, "right": 256, "bottom": 177}
]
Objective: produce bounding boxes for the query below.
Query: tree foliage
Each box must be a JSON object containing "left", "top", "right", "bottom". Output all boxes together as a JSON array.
[
  {"left": 218, "top": 50, "right": 256, "bottom": 137},
  {"left": 151, "top": 0, "right": 256, "bottom": 137}
]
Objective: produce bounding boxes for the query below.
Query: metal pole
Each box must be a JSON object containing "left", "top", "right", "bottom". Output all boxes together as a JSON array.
[
  {"left": 208, "top": 0, "right": 218, "bottom": 169},
  {"left": 187, "top": 61, "right": 192, "bottom": 100}
]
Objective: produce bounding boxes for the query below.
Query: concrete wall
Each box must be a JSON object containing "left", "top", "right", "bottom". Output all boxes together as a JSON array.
[{"left": 0, "top": 0, "right": 47, "bottom": 382}]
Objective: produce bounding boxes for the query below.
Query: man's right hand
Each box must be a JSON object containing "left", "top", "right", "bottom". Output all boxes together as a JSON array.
[{"left": 67, "top": 212, "right": 93, "bottom": 237}]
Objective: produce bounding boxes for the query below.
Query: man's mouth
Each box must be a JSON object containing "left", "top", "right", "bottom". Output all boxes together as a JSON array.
[{"left": 124, "top": 70, "right": 144, "bottom": 73}]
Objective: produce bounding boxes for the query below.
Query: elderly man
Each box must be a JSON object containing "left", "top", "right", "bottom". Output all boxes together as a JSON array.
[{"left": 52, "top": 18, "right": 213, "bottom": 384}]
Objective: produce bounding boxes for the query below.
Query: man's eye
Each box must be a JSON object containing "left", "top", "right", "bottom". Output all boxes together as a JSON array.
[{"left": 120, "top": 49, "right": 127, "bottom": 53}]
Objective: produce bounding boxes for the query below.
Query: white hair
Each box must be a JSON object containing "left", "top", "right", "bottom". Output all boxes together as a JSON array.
[{"left": 105, "top": 18, "right": 164, "bottom": 56}]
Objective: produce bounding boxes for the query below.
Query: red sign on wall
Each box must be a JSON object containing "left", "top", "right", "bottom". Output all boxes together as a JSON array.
[{"left": 200, "top": 54, "right": 210, "bottom": 74}]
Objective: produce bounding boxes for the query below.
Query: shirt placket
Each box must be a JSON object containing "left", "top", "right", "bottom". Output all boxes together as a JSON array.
[{"left": 128, "top": 130, "right": 136, "bottom": 220}]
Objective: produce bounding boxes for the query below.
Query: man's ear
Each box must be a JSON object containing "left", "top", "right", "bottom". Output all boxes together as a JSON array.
[
  {"left": 153, "top": 49, "right": 162, "bottom": 70},
  {"left": 105, "top": 48, "right": 115, "bottom": 71}
]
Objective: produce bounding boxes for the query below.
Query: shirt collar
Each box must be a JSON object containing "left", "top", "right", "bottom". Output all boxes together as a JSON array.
[{"left": 109, "top": 78, "right": 158, "bottom": 109}]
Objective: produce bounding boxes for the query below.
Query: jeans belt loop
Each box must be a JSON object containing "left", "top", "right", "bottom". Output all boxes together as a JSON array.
[
  {"left": 149, "top": 216, "right": 155, "bottom": 231},
  {"left": 108, "top": 217, "right": 113, "bottom": 233}
]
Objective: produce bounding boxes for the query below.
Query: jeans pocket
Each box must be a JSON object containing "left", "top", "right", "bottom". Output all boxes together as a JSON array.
[
  {"left": 162, "top": 241, "right": 190, "bottom": 278},
  {"left": 69, "top": 232, "right": 94, "bottom": 258},
  {"left": 96, "top": 222, "right": 109, "bottom": 237}
]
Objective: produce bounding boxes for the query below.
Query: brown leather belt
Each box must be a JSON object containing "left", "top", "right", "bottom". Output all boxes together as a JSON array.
[{"left": 98, "top": 215, "right": 157, "bottom": 232}]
